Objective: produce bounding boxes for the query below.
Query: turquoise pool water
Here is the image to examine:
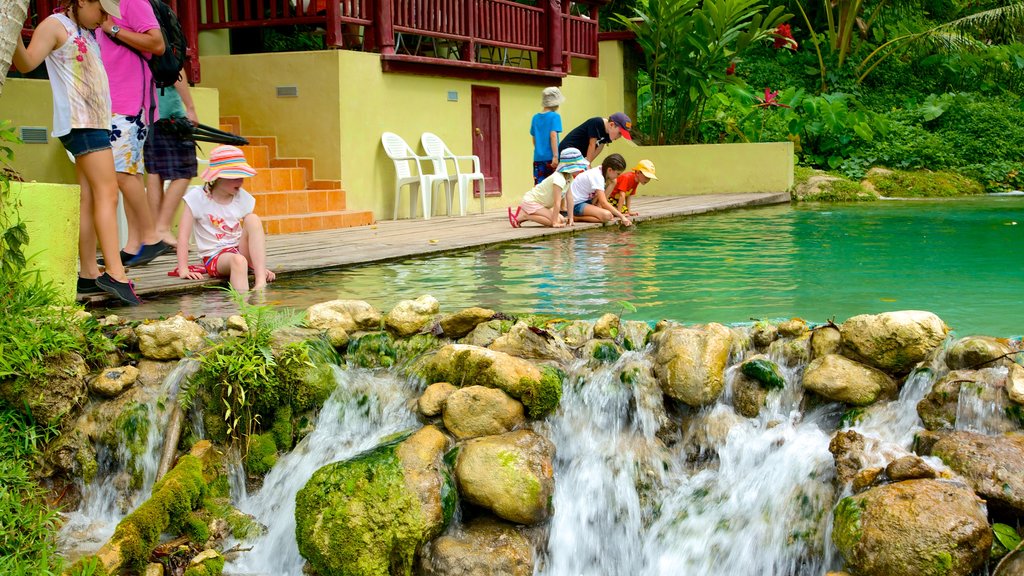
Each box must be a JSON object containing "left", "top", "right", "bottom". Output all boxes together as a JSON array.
[{"left": 131, "top": 197, "right": 1024, "bottom": 337}]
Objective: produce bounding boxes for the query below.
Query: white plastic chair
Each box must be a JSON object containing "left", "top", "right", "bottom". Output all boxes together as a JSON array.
[
  {"left": 381, "top": 132, "right": 447, "bottom": 220},
  {"left": 421, "top": 132, "right": 486, "bottom": 216}
]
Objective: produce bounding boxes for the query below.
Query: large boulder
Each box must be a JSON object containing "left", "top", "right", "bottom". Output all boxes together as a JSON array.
[
  {"left": 840, "top": 311, "right": 949, "bottom": 374},
  {"left": 420, "top": 345, "right": 563, "bottom": 419},
  {"left": 0, "top": 352, "right": 89, "bottom": 426},
  {"left": 385, "top": 295, "right": 440, "bottom": 337},
  {"left": 916, "top": 430, "right": 1024, "bottom": 514},
  {"left": 918, "top": 368, "right": 1017, "bottom": 433},
  {"left": 650, "top": 323, "right": 733, "bottom": 407},
  {"left": 946, "top": 336, "right": 1013, "bottom": 370},
  {"left": 305, "top": 299, "right": 382, "bottom": 332},
  {"left": 295, "top": 426, "right": 455, "bottom": 576},
  {"left": 418, "top": 517, "right": 534, "bottom": 576},
  {"left": 489, "top": 322, "right": 573, "bottom": 363},
  {"left": 135, "top": 315, "right": 206, "bottom": 360},
  {"left": 439, "top": 307, "right": 496, "bottom": 339},
  {"left": 802, "top": 354, "right": 896, "bottom": 406},
  {"left": 442, "top": 386, "right": 526, "bottom": 440},
  {"left": 454, "top": 429, "right": 554, "bottom": 525},
  {"left": 832, "top": 479, "right": 990, "bottom": 576}
]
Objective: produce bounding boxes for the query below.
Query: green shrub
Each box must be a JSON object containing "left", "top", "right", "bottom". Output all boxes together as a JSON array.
[
  {"left": 0, "top": 409, "right": 63, "bottom": 576},
  {"left": 865, "top": 169, "right": 985, "bottom": 197}
]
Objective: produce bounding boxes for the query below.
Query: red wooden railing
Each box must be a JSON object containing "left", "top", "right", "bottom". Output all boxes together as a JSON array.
[{"left": 22, "top": 0, "right": 603, "bottom": 83}]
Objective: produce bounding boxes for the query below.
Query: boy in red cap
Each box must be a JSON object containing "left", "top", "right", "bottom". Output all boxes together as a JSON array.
[
  {"left": 558, "top": 112, "right": 632, "bottom": 162},
  {"left": 611, "top": 159, "right": 658, "bottom": 216}
]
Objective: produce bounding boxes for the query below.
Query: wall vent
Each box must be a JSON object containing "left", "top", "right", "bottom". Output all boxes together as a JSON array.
[
  {"left": 276, "top": 86, "right": 299, "bottom": 98},
  {"left": 18, "top": 126, "right": 48, "bottom": 144}
]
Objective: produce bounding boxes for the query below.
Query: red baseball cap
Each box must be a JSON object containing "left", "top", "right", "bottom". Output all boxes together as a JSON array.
[{"left": 609, "top": 112, "right": 633, "bottom": 141}]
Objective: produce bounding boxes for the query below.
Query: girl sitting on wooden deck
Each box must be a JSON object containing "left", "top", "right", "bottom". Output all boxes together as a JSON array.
[{"left": 175, "top": 145, "right": 276, "bottom": 292}]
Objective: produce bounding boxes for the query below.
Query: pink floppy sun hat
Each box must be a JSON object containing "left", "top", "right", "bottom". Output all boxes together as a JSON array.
[{"left": 201, "top": 145, "right": 257, "bottom": 182}]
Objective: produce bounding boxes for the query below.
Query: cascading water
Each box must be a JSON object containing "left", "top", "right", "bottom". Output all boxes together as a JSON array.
[
  {"left": 176, "top": 328, "right": 1012, "bottom": 575},
  {"left": 58, "top": 358, "right": 200, "bottom": 560},
  {"left": 224, "top": 366, "right": 419, "bottom": 576},
  {"left": 539, "top": 342, "right": 841, "bottom": 576}
]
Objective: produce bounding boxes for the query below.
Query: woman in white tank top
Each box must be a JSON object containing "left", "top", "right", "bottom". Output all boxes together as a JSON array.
[{"left": 13, "top": 0, "right": 143, "bottom": 305}]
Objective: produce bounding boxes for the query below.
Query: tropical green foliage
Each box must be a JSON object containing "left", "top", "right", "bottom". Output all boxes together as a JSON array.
[
  {"left": 615, "top": 0, "right": 792, "bottom": 144},
  {"left": 0, "top": 409, "right": 63, "bottom": 576}
]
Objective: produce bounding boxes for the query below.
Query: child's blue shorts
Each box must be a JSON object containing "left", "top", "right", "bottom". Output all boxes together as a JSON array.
[{"left": 59, "top": 128, "right": 111, "bottom": 157}]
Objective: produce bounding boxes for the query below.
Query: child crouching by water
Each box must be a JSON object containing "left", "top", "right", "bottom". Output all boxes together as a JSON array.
[
  {"left": 176, "top": 145, "right": 276, "bottom": 292},
  {"left": 509, "top": 147, "right": 590, "bottom": 228},
  {"left": 611, "top": 159, "right": 657, "bottom": 216}
]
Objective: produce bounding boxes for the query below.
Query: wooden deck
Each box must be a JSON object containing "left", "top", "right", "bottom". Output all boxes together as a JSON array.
[{"left": 81, "top": 192, "right": 789, "bottom": 303}]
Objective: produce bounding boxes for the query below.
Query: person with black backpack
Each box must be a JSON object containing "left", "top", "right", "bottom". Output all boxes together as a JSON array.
[
  {"left": 96, "top": 0, "right": 171, "bottom": 267},
  {"left": 144, "top": 75, "right": 198, "bottom": 248}
]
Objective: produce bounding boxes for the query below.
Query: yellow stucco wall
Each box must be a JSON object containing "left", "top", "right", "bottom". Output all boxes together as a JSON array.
[
  {"left": 4, "top": 182, "right": 79, "bottom": 302},
  {"left": 4, "top": 78, "right": 221, "bottom": 184},
  {"left": 595, "top": 141, "right": 795, "bottom": 196},
  {"left": 197, "top": 42, "right": 628, "bottom": 219}
]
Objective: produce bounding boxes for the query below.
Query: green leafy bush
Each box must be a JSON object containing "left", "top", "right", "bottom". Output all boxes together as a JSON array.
[{"left": 0, "top": 410, "right": 63, "bottom": 576}]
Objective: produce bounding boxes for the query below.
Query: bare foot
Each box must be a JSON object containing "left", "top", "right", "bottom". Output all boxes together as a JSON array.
[{"left": 252, "top": 269, "right": 276, "bottom": 290}]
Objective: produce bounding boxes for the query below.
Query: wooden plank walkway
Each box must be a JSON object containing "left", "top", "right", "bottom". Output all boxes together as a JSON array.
[{"left": 81, "top": 192, "right": 789, "bottom": 303}]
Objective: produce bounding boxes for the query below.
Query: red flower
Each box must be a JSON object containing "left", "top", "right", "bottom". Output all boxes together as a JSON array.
[
  {"left": 726, "top": 62, "right": 736, "bottom": 76},
  {"left": 755, "top": 87, "right": 790, "bottom": 108},
  {"left": 773, "top": 23, "right": 798, "bottom": 51}
]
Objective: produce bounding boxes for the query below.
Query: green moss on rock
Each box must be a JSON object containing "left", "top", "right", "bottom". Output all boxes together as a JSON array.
[
  {"left": 295, "top": 439, "right": 428, "bottom": 576},
  {"left": 271, "top": 405, "right": 293, "bottom": 451},
  {"left": 867, "top": 169, "right": 984, "bottom": 198},
  {"left": 592, "top": 341, "right": 622, "bottom": 363},
  {"left": 113, "top": 454, "right": 207, "bottom": 572},
  {"left": 741, "top": 358, "right": 786, "bottom": 390},
  {"left": 347, "top": 331, "right": 397, "bottom": 368},
  {"left": 520, "top": 365, "right": 563, "bottom": 419},
  {"left": 182, "top": 554, "right": 225, "bottom": 576},
  {"left": 831, "top": 496, "right": 865, "bottom": 554},
  {"left": 244, "top": 433, "right": 278, "bottom": 477}
]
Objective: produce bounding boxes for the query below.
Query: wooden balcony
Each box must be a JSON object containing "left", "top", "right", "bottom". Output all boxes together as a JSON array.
[{"left": 22, "top": 0, "right": 606, "bottom": 84}]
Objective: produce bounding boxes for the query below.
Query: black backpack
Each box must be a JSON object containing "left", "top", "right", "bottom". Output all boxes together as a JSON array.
[{"left": 147, "top": 0, "right": 187, "bottom": 89}]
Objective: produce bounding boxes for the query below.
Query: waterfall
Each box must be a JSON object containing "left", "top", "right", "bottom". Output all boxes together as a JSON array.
[
  {"left": 58, "top": 358, "right": 200, "bottom": 560},
  {"left": 955, "top": 366, "right": 1016, "bottom": 435},
  {"left": 537, "top": 345, "right": 840, "bottom": 576},
  {"left": 224, "top": 366, "right": 419, "bottom": 576}
]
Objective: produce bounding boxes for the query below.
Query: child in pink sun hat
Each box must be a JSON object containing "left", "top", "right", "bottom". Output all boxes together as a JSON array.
[{"left": 175, "top": 145, "right": 276, "bottom": 292}]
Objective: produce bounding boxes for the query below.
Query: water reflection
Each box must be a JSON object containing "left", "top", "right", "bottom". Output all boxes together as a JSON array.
[{"left": 114, "top": 197, "right": 1024, "bottom": 336}]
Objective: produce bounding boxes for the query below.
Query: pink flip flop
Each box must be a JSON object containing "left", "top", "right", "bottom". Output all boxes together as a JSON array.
[{"left": 508, "top": 206, "right": 522, "bottom": 228}]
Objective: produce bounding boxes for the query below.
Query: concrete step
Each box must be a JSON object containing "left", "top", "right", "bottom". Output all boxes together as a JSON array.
[
  {"left": 252, "top": 189, "right": 348, "bottom": 217},
  {"left": 262, "top": 210, "right": 374, "bottom": 235}
]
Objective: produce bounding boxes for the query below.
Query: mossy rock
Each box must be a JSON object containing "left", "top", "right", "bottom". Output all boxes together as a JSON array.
[
  {"left": 295, "top": 429, "right": 454, "bottom": 576},
  {"left": 346, "top": 331, "right": 398, "bottom": 368},
  {"left": 244, "top": 433, "right": 278, "bottom": 477},
  {"left": 109, "top": 454, "right": 208, "bottom": 572},
  {"left": 419, "top": 345, "right": 563, "bottom": 419},
  {"left": 740, "top": 356, "right": 786, "bottom": 390},
  {"left": 864, "top": 168, "right": 985, "bottom": 198},
  {"left": 793, "top": 169, "right": 878, "bottom": 202}
]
